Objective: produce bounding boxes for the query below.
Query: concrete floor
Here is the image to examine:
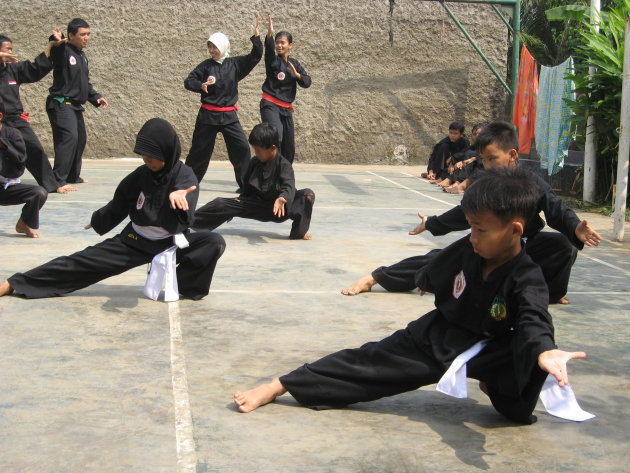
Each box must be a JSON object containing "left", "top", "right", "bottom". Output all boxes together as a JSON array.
[{"left": 1, "top": 160, "right": 629, "bottom": 473}]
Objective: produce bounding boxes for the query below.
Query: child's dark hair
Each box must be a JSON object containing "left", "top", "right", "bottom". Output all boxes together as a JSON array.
[
  {"left": 275, "top": 31, "right": 293, "bottom": 43},
  {"left": 462, "top": 167, "right": 538, "bottom": 224},
  {"left": 0, "top": 35, "right": 12, "bottom": 47},
  {"left": 68, "top": 18, "right": 90, "bottom": 35},
  {"left": 475, "top": 121, "right": 518, "bottom": 153},
  {"left": 449, "top": 121, "right": 465, "bottom": 134},
  {"left": 471, "top": 123, "right": 485, "bottom": 134},
  {"left": 249, "top": 122, "right": 279, "bottom": 149}
]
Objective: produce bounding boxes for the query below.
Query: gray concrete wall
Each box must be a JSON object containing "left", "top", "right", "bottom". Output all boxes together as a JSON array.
[{"left": 3, "top": 0, "right": 509, "bottom": 164}]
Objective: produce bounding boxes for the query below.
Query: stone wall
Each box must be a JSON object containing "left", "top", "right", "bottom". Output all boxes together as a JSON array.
[{"left": 3, "top": 0, "right": 509, "bottom": 164}]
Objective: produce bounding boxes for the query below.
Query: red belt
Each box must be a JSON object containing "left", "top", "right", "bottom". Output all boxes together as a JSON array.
[
  {"left": 20, "top": 113, "right": 30, "bottom": 122},
  {"left": 262, "top": 92, "right": 294, "bottom": 112},
  {"left": 201, "top": 103, "right": 238, "bottom": 112}
]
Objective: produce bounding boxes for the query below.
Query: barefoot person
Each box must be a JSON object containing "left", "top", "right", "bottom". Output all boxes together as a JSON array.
[
  {"left": 0, "top": 31, "right": 76, "bottom": 194},
  {"left": 46, "top": 18, "right": 109, "bottom": 186},
  {"left": 0, "top": 118, "right": 225, "bottom": 300},
  {"left": 193, "top": 122, "right": 315, "bottom": 239},
  {"left": 184, "top": 17, "right": 263, "bottom": 188},
  {"left": 443, "top": 123, "right": 484, "bottom": 194},
  {"left": 0, "top": 97, "right": 47, "bottom": 238},
  {"left": 342, "top": 122, "right": 601, "bottom": 304},
  {"left": 260, "top": 15, "right": 311, "bottom": 164},
  {"left": 235, "top": 168, "right": 587, "bottom": 425}
]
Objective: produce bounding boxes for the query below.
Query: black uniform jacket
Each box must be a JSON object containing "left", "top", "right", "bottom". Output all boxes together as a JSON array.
[
  {"left": 90, "top": 161, "right": 198, "bottom": 237},
  {"left": 261, "top": 35, "right": 311, "bottom": 104},
  {"left": 47, "top": 42, "right": 102, "bottom": 109},
  {"left": 0, "top": 53, "right": 52, "bottom": 117},
  {"left": 0, "top": 125, "right": 27, "bottom": 180},
  {"left": 184, "top": 36, "right": 262, "bottom": 126},
  {"left": 425, "top": 170, "right": 584, "bottom": 249},
  {"left": 414, "top": 235, "right": 556, "bottom": 394},
  {"left": 427, "top": 136, "right": 469, "bottom": 173},
  {"left": 240, "top": 153, "right": 295, "bottom": 206}
]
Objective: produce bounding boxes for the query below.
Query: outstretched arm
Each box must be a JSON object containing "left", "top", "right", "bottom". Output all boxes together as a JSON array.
[
  {"left": 538, "top": 349, "right": 586, "bottom": 387},
  {"left": 169, "top": 186, "right": 197, "bottom": 212},
  {"left": 408, "top": 212, "right": 428, "bottom": 235},
  {"left": 575, "top": 220, "right": 602, "bottom": 247}
]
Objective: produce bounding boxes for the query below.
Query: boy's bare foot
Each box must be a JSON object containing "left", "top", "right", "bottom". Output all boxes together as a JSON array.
[
  {"left": 303, "top": 234, "right": 312, "bottom": 240},
  {"left": 341, "top": 274, "right": 376, "bottom": 296},
  {"left": 444, "top": 185, "right": 464, "bottom": 194},
  {"left": 556, "top": 297, "right": 571, "bottom": 305},
  {"left": 0, "top": 280, "right": 13, "bottom": 296},
  {"left": 16, "top": 218, "right": 40, "bottom": 238},
  {"left": 56, "top": 184, "right": 77, "bottom": 194},
  {"left": 234, "top": 379, "right": 287, "bottom": 413}
]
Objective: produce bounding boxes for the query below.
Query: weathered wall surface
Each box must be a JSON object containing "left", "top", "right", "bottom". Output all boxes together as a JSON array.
[{"left": 3, "top": 0, "right": 509, "bottom": 164}]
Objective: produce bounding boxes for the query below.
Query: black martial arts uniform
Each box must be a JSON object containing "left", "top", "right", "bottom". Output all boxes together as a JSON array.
[
  {"left": 0, "top": 124, "right": 47, "bottom": 229},
  {"left": 184, "top": 36, "right": 262, "bottom": 186},
  {"left": 0, "top": 52, "right": 63, "bottom": 193},
  {"left": 447, "top": 145, "right": 480, "bottom": 183},
  {"left": 260, "top": 34, "right": 311, "bottom": 164},
  {"left": 193, "top": 151, "right": 314, "bottom": 239},
  {"left": 372, "top": 171, "right": 580, "bottom": 302},
  {"left": 427, "top": 135, "right": 469, "bottom": 179},
  {"left": 281, "top": 236, "right": 556, "bottom": 424},
  {"left": 8, "top": 118, "right": 225, "bottom": 300},
  {"left": 46, "top": 40, "right": 103, "bottom": 185}
]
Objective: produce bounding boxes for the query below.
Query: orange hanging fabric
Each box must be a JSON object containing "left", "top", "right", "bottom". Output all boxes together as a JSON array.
[{"left": 513, "top": 45, "right": 538, "bottom": 155}]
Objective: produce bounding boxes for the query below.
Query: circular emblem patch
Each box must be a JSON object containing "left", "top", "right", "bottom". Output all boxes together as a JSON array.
[
  {"left": 489, "top": 295, "right": 508, "bottom": 321},
  {"left": 452, "top": 270, "right": 466, "bottom": 299},
  {"left": 206, "top": 75, "right": 216, "bottom": 85},
  {"left": 277, "top": 72, "right": 286, "bottom": 81},
  {"left": 69, "top": 56, "right": 77, "bottom": 66}
]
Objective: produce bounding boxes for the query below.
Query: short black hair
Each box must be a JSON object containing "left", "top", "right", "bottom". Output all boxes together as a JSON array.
[
  {"left": 475, "top": 121, "right": 518, "bottom": 153},
  {"left": 449, "top": 121, "right": 465, "bottom": 133},
  {"left": 471, "top": 123, "right": 485, "bottom": 134},
  {"left": 275, "top": 31, "right": 293, "bottom": 43},
  {"left": 68, "top": 18, "right": 90, "bottom": 36},
  {"left": 0, "top": 96, "right": 5, "bottom": 118},
  {"left": 249, "top": 122, "right": 279, "bottom": 149},
  {"left": 0, "top": 35, "right": 12, "bottom": 47},
  {"left": 462, "top": 167, "right": 538, "bottom": 224}
]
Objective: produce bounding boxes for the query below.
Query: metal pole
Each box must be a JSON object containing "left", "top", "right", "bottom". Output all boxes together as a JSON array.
[
  {"left": 583, "top": 0, "right": 601, "bottom": 203},
  {"left": 510, "top": 0, "right": 521, "bottom": 115},
  {"left": 612, "top": 18, "right": 630, "bottom": 241}
]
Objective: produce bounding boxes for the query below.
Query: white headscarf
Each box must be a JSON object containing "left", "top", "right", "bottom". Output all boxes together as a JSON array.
[{"left": 207, "top": 32, "right": 230, "bottom": 64}]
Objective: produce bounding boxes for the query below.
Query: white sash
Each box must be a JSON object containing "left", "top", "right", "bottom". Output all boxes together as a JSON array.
[{"left": 143, "top": 233, "right": 190, "bottom": 302}]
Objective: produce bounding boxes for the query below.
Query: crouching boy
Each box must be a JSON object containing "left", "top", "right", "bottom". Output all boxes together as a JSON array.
[{"left": 234, "top": 167, "right": 586, "bottom": 424}]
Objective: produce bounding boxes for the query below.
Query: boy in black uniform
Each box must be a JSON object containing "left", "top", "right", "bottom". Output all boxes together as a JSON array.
[
  {"left": 0, "top": 118, "right": 225, "bottom": 300},
  {"left": 235, "top": 168, "right": 587, "bottom": 425},
  {"left": 184, "top": 18, "right": 263, "bottom": 188},
  {"left": 193, "top": 122, "right": 314, "bottom": 239},
  {"left": 342, "top": 121, "right": 602, "bottom": 304},
  {"left": 0, "top": 31, "right": 76, "bottom": 194},
  {"left": 46, "top": 18, "right": 109, "bottom": 186},
  {"left": 442, "top": 123, "right": 484, "bottom": 194},
  {"left": 0, "top": 97, "right": 47, "bottom": 238},
  {"left": 422, "top": 121, "right": 469, "bottom": 182}
]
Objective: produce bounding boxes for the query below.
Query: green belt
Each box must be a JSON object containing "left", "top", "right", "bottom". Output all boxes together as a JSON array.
[{"left": 52, "top": 96, "right": 78, "bottom": 105}]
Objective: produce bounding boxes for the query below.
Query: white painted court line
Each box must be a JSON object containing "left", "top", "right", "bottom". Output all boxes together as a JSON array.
[
  {"left": 211, "top": 289, "right": 338, "bottom": 294},
  {"left": 167, "top": 301, "right": 197, "bottom": 473},
  {"left": 366, "top": 171, "right": 456, "bottom": 207},
  {"left": 579, "top": 254, "right": 630, "bottom": 276}
]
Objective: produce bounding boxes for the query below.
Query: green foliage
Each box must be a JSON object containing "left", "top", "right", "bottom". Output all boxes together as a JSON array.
[{"left": 559, "top": 0, "right": 629, "bottom": 202}]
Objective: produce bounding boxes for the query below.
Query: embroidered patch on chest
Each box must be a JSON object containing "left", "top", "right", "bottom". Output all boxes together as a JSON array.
[
  {"left": 206, "top": 75, "right": 216, "bottom": 85},
  {"left": 452, "top": 270, "right": 466, "bottom": 299},
  {"left": 489, "top": 295, "right": 508, "bottom": 321},
  {"left": 69, "top": 56, "right": 77, "bottom": 66},
  {"left": 277, "top": 72, "right": 286, "bottom": 81},
  {"left": 136, "top": 191, "right": 145, "bottom": 210}
]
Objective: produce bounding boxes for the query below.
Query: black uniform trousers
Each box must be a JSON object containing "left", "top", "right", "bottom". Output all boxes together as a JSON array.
[
  {"left": 5, "top": 117, "right": 60, "bottom": 193},
  {"left": 8, "top": 231, "right": 226, "bottom": 300},
  {"left": 280, "top": 313, "right": 546, "bottom": 424},
  {"left": 193, "top": 188, "right": 315, "bottom": 239},
  {"left": 46, "top": 101, "right": 87, "bottom": 185},
  {"left": 260, "top": 101, "right": 296, "bottom": 164},
  {"left": 184, "top": 117, "right": 250, "bottom": 188},
  {"left": 372, "top": 232, "right": 577, "bottom": 303},
  {"left": 0, "top": 183, "right": 47, "bottom": 229}
]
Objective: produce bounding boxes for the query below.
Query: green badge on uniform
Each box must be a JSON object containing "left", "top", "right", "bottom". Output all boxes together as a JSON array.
[{"left": 489, "top": 295, "right": 508, "bottom": 321}]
